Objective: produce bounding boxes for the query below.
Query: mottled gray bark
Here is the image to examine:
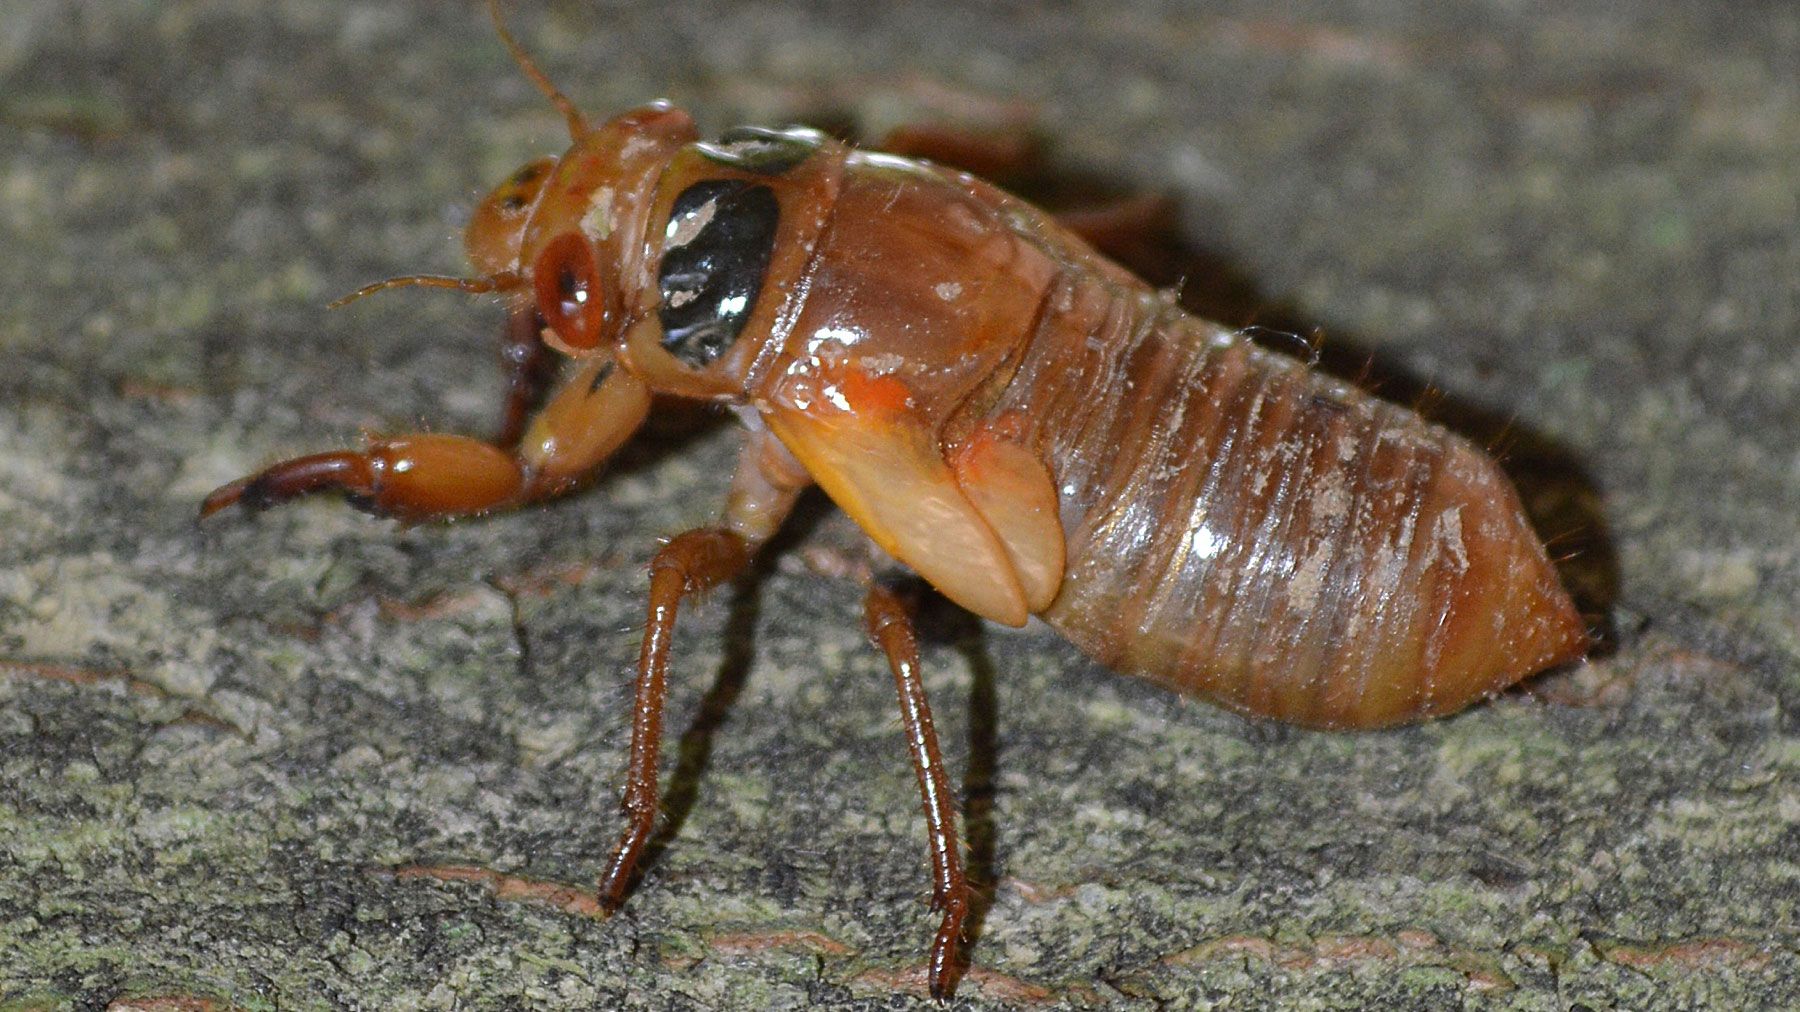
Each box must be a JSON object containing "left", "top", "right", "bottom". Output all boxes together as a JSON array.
[{"left": 2, "top": 1, "right": 1795, "bottom": 1009}]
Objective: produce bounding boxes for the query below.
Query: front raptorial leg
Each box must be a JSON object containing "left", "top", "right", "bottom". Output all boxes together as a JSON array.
[
  {"left": 199, "top": 357, "right": 650, "bottom": 523},
  {"left": 598, "top": 527, "right": 750, "bottom": 909},
  {"left": 864, "top": 583, "right": 970, "bottom": 1002},
  {"left": 198, "top": 434, "right": 528, "bottom": 522}
]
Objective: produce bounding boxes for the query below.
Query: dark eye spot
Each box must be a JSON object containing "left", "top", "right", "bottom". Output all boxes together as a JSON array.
[
  {"left": 657, "top": 180, "right": 780, "bottom": 368},
  {"left": 556, "top": 263, "right": 581, "bottom": 310},
  {"left": 499, "top": 194, "right": 527, "bottom": 211},
  {"left": 697, "top": 125, "right": 823, "bottom": 176}
]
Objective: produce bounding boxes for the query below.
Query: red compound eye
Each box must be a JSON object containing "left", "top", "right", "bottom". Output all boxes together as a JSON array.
[{"left": 533, "top": 232, "right": 607, "bottom": 350}]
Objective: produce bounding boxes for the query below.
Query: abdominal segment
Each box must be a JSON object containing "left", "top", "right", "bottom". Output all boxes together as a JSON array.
[{"left": 990, "top": 278, "right": 1586, "bottom": 729}]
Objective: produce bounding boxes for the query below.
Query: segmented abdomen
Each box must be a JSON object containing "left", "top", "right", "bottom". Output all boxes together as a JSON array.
[{"left": 987, "top": 270, "right": 1586, "bottom": 728}]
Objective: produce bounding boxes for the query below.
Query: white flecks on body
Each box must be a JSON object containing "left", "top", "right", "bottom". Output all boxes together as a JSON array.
[
  {"left": 580, "top": 187, "right": 615, "bottom": 242},
  {"left": 1286, "top": 542, "right": 1333, "bottom": 616},
  {"left": 1345, "top": 510, "right": 1416, "bottom": 640},
  {"left": 802, "top": 325, "right": 859, "bottom": 358},
  {"left": 1434, "top": 505, "right": 1469, "bottom": 573},
  {"left": 859, "top": 351, "right": 907, "bottom": 376},
  {"left": 1311, "top": 469, "right": 1350, "bottom": 523}
]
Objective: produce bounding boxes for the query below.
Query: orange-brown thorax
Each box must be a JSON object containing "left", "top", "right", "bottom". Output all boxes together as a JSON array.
[{"left": 456, "top": 106, "right": 1080, "bottom": 626}]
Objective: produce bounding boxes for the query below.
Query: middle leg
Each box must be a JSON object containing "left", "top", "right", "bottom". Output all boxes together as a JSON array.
[
  {"left": 598, "top": 526, "right": 750, "bottom": 909},
  {"left": 597, "top": 424, "right": 812, "bottom": 908}
]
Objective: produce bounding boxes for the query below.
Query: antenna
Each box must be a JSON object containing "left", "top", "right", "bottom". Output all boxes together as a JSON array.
[
  {"left": 486, "top": 0, "right": 590, "bottom": 139},
  {"left": 327, "top": 271, "right": 522, "bottom": 309}
]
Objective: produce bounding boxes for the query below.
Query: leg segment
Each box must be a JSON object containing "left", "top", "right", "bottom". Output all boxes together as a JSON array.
[
  {"left": 598, "top": 424, "right": 812, "bottom": 907},
  {"left": 864, "top": 583, "right": 969, "bottom": 1001},
  {"left": 200, "top": 357, "right": 650, "bottom": 523},
  {"left": 1051, "top": 192, "right": 1179, "bottom": 269},
  {"left": 878, "top": 122, "right": 1038, "bottom": 181},
  {"left": 722, "top": 420, "right": 813, "bottom": 546},
  {"left": 198, "top": 434, "right": 527, "bottom": 522},
  {"left": 598, "top": 527, "right": 750, "bottom": 909},
  {"left": 494, "top": 305, "right": 558, "bottom": 448},
  {"left": 878, "top": 121, "right": 1176, "bottom": 276}
]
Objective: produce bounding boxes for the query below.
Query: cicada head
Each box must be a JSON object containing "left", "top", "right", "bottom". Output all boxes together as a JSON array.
[{"left": 464, "top": 103, "right": 699, "bottom": 359}]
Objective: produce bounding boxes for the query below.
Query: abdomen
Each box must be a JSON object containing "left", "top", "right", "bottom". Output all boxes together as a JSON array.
[{"left": 987, "top": 270, "right": 1587, "bottom": 728}]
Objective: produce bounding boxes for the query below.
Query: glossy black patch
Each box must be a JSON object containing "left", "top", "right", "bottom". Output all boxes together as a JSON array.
[
  {"left": 697, "top": 125, "right": 822, "bottom": 176},
  {"left": 657, "top": 180, "right": 780, "bottom": 368}
]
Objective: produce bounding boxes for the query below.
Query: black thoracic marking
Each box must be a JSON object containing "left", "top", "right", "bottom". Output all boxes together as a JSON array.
[
  {"left": 657, "top": 179, "right": 780, "bottom": 369},
  {"left": 697, "top": 125, "right": 823, "bottom": 176},
  {"left": 586, "top": 359, "right": 615, "bottom": 394}
]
